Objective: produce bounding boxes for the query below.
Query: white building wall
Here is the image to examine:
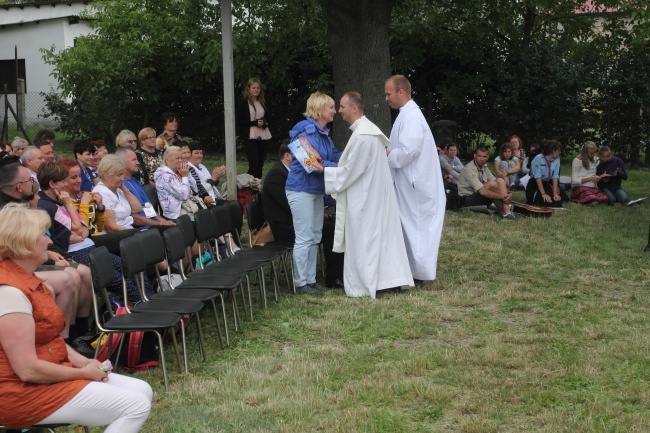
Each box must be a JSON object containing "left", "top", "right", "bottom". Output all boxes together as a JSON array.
[{"left": 0, "top": 3, "right": 94, "bottom": 125}]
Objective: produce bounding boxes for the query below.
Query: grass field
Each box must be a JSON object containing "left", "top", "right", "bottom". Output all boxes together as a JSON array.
[
  {"left": 9, "top": 130, "right": 646, "bottom": 432},
  {"left": 50, "top": 166, "right": 648, "bottom": 433}
]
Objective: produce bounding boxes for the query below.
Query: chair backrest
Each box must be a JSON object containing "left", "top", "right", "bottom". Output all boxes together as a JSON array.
[
  {"left": 89, "top": 246, "right": 116, "bottom": 293},
  {"left": 176, "top": 214, "right": 196, "bottom": 248},
  {"left": 162, "top": 227, "right": 186, "bottom": 265},
  {"left": 142, "top": 183, "right": 161, "bottom": 214},
  {"left": 210, "top": 204, "right": 233, "bottom": 239},
  {"left": 224, "top": 200, "right": 244, "bottom": 248},
  {"left": 246, "top": 200, "right": 265, "bottom": 231},
  {"left": 134, "top": 229, "right": 166, "bottom": 265},
  {"left": 194, "top": 208, "right": 218, "bottom": 243},
  {"left": 119, "top": 235, "right": 148, "bottom": 277}
]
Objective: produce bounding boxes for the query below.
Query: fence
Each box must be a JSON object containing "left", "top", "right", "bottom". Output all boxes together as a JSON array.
[{"left": 0, "top": 92, "right": 57, "bottom": 128}]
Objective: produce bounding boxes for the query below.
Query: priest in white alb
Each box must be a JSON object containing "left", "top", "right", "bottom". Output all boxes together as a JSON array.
[
  {"left": 313, "top": 91, "right": 413, "bottom": 298},
  {"left": 384, "top": 75, "right": 446, "bottom": 283}
]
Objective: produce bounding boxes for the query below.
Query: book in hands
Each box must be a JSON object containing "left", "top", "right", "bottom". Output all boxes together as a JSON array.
[{"left": 289, "top": 136, "right": 322, "bottom": 173}]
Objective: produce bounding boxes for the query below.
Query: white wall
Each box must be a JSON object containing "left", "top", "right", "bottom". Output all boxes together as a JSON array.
[{"left": 0, "top": 3, "right": 94, "bottom": 124}]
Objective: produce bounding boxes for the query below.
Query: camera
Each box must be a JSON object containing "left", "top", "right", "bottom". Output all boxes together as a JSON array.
[{"left": 260, "top": 117, "right": 268, "bottom": 129}]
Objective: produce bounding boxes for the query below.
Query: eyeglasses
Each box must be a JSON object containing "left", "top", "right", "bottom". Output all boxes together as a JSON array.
[
  {"left": 141, "top": 136, "right": 156, "bottom": 140},
  {"left": 126, "top": 139, "right": 137, "bottom": 144},
  {"left": 16, "top": 178, "right": 35, "bottom": 186},
  {"left": 14, "top": 147, "right": 27, "bottom": 152}
]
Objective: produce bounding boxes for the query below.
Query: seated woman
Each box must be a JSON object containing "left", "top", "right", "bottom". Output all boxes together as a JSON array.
[
  {"left": 179, "top": 140, "right": 216, "bottom": 207},
  {"left": 116, "top": 129, "right": 148, "bottom": 185},
  {"left": 525, "top": 140, "right": 569, "bottom": 207},
  {"left": 61, "top": 158, "right": 139, "bottom": 255},
  {"left": 0, "top": 203, "right": 153, "bottom": 432},
  {"left": 494, "top": 142, "right": 521, "bottom": 190},
  {"left": 38, "top": 161, "right": 150, "bottom": 304},
  {"left": 510, "top": 135, "right": 529, "bottom": 178},
  {"left": 92, "top": 155, "right": 144, "bottom": 233},
  {"left": 187, "top": 141, "right": 227, "bottom": 204},
  {"left": 596, "top": 146, "right": 630, "bottom": 204},
  {"left": 136, "top": 127, "right": 163, "bottom": 185},
  {"left": 570, "top": 141, "right": 609, "bottom": 205},
  {"left": 154, "top": 146, "right": 192, "bottom": 220},
  {"left": 438, "top": 142, "right": 463, "bottom": 184}
]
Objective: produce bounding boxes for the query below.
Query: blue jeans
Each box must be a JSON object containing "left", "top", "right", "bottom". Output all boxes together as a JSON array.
[
  {"left": 286, "top": 190, "right": 324, "bottom": 287},
  {"left": 603, "top": 187, "right": 629, "bottom": 204}
]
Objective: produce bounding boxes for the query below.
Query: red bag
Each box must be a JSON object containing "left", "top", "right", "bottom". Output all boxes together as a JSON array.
[
  {"left": 237, "top": 187, "right": 254, "bottom": 216},
  {"left": 96, "top": 307, "right": 159, "bottom": 372}
]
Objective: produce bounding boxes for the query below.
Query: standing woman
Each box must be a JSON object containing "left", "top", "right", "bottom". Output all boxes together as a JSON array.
[
  {"left": 286, "top": 92, "right": 342, "bottom": 294},
  {"left": 236, "top": 78, "right": 272, "bottom": 179},
  {"left": 0, "top": 203, "right": 153, "bottom": 432},
  {"left": 526, "top": 139, "right": 569, "bottom": 207}
]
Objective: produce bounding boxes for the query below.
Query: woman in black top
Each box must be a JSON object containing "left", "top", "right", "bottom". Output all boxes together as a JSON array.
[{"left": 236, "top": 78, "right": 272, "bottom": 179}]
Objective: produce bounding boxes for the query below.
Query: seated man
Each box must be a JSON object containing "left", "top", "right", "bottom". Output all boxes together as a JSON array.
[
  {"left": 261, "top": 145, "right": 344, "bottom": 289},
  {"left": 457, "top": 145, "right": 516, "bottom": 219},
  {"left": 20, "top": 146, "right": 44, "bottom": 182},
  {"left": 116, "top": 147, "right": 175, "bottom": 230}
]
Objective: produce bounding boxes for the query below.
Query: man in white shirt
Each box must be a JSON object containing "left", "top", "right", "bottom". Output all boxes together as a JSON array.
[
  {"left": 384, "top": 75, "right": 446, "bottom": 284},
  {"left": 314, "top": 92, "right": 413, "bottom": 298}
]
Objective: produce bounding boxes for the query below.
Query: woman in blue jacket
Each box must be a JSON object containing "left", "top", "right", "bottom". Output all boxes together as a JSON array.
[{"left": 286, "top": 92, "right": 341, "bottom": 294}]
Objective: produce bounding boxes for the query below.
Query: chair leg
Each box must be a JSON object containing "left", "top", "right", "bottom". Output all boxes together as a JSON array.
[
  {"left": 167, "top": 328, "right": 184, "bottom": 374},
  {"left": 231, "top": 287, "right": 241, "bottom": 332},
  {"left": 194, "top": 312, "right": 206, "bottom": 363},
  {"left": 210, "top": 298, "right": 225, "bottom": 349},
  {"left": 153, "top": 330, "right": 170, "bottom": 392},
  {"left": 258, "top": 268, "right": 268, "bottom": 309}
]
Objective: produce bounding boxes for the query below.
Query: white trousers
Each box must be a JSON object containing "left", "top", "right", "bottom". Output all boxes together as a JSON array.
[{"left": 37, "top": 373, "right": 153, "bottom": 433}]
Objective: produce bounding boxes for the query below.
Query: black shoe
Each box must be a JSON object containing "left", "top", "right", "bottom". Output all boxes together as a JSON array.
[
  {"left": 296, "top": 284, "right": 322, "bottom": 295},
  {"left": 326, "top": 278, "right": 345, "bottom": 289},
  {"left": 308, "top": 282, "right": 328, "bottom": 292},
  {"left": 71, "top": 337, "right": 96, "bottom": 358}
]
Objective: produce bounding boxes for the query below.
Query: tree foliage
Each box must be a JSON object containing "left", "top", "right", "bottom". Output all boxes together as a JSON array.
[{"left": 41, "top": 0, "right": 649, "bottom": 162}]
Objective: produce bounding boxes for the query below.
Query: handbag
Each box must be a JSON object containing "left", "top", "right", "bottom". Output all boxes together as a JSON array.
[
  {"left": 181, "top": 196, "right": 207, "bottom": 215},
  {"left": 251, "top": 222, "right": 274, "bottom": 246}
]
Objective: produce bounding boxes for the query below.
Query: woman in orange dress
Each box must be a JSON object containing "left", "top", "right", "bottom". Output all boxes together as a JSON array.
[{"left": 0, "top": 203, "right": 152, "bottom": 432}]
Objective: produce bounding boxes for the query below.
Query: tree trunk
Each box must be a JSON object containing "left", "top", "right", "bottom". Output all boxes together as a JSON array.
[{"left": 325, "top": 0, "right": 396, "bottom": 149}]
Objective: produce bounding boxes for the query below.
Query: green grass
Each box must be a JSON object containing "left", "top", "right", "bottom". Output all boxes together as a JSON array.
[{"left": 56, "top": 166, "right": 650, "bottom": 433}]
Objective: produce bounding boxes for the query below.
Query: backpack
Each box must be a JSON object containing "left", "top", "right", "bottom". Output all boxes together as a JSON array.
[{"left": 95, "top": 306, "right": 160, "bottom": 372}]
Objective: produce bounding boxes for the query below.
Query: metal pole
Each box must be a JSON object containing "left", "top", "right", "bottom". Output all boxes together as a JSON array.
[
  {"left": 15, "top": 46, "right": 18, "bottom": 110},
  {"left": 221, "top": 0, "right": 237, "bottom": 201}
]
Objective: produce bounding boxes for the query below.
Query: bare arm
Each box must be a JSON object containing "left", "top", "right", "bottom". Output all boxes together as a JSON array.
[
  {"left": 120, "top": 186, "right": 143, "bottom": 213},
  {"left": 0, "top": 313, "right": 106, "bottom": 384},
  {"left": 103, "top": 209, "right": 129, "bottom": 232}
]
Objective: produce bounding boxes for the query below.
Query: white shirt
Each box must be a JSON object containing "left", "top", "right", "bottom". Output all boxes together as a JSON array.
[{"left": 92, "top": 182, "right": 135, "bottom": 228}]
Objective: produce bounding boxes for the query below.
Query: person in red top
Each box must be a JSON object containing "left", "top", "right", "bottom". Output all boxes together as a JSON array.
[{"left": 0, "top": 203, "right": 152, "bottom": 432}]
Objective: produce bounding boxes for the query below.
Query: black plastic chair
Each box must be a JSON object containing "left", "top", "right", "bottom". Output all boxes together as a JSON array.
[
  {"left": 142, "top": 183, "right": 161, "bottom": 215},
  {"left": 163, "top": 227, "right": 243, "bottom": 346},
  {"left": 245, "top": 199, "right": 294, "bottom": 293},
  {"left": 119, "top": 236, "right": 207, "bottom": 373},
  {"left": 89, "top": 246, "right": 183, "bottom": 391},
  {"left": 192, "top": 208, "right": 277, "bottom": 320},
  {"left": 134, "top": 229, "right": 227, "bottom": 349}
]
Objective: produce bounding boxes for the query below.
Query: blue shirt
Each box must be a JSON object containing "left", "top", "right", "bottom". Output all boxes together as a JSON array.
[
  {"left": 530, "top": 153, "right": 560, "bottom": 181},
  {"left": 123, "top": 177, "right": 158, "bottom": 229},
  {"left": 78, "top": 162, "right": 98, "bottom": 192}
]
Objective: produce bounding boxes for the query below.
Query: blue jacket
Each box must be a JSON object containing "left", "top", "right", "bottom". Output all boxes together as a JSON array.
[{"left": 285, "top": 117, "right": 341, "bottom": 194}]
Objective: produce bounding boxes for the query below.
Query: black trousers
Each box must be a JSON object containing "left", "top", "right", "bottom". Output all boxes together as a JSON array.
[
  {"left": 270, "top": 218, "right": 344, "bottom": 285},
  {"left": 243, "top": 138, "right": 270, "bottom": 179}
]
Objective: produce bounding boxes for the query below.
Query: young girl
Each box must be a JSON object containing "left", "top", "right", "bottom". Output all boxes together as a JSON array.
[{"left": 494, "top": 142, "right": 521, "bottom": 190}]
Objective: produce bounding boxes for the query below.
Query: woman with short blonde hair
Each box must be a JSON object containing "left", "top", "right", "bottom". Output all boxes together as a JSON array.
[
  {"left": 0, "top": 203, "right": 153, "bottom": 432},
  {"left": 285, "top": 91, "right": 342, "bottom": 293}
]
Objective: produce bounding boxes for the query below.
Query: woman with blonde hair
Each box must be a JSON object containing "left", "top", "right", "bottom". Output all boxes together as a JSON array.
[
  {"left": 570, "top": 141, "right": 608, "bottom": 205},
  {"left": 236, "top": 78, "right": 272, "bottom": 179},
  {"left": 115, "top": 129, "right": 148, "bottom": 184},
  {"left": 0, "top": 203, "right": 153, "bottom": 432},
  {"left": 136, "top": 127, "right": 163, "bottom": 184},
  {"left": 285, "top": 92, "right": 342, "bottom": 294},
  {"left": 153, "top": 146, "right": 191, "bottom": 220}
]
